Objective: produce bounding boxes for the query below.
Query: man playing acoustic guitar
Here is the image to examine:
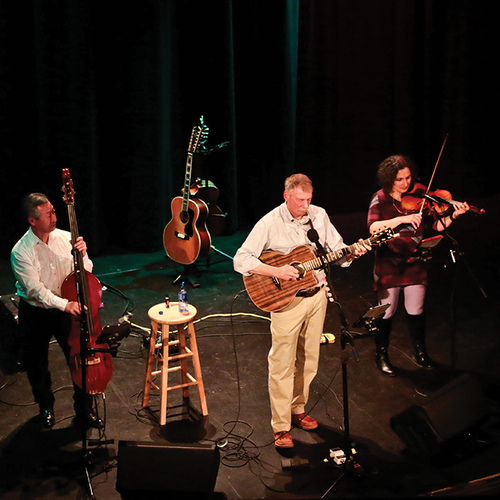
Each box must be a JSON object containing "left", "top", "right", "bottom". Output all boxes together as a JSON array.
[{"left": 234, "top": 174, "right": 370, "bottom": 449}]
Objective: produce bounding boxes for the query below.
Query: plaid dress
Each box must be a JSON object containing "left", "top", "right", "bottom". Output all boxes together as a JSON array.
[{"left": 367, "top": 189, "right": 436, "bottom": 291}]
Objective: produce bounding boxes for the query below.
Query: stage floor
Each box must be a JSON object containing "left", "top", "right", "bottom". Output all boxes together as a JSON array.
[{"left": 1, "top": 209, "right": 499, "bottom": 499}]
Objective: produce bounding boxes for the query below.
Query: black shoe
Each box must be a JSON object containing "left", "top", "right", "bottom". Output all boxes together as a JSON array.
[
  {"left": 414, "top": 352, "right": 435, "bottom": 369},
  {"left": 40, "top": 409, "right": 55, "bottom": 429},
  {"left": 375, "top": 318, "right": 396, "bottom": 376},
  {"left": 76, "top": 410, "right": 104, "bottom": 429},
  {"left": 376, "top": 353, "right": 397, "bottom": 376}
]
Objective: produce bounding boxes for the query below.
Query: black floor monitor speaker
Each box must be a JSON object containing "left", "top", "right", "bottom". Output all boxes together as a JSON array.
[
  {"left": 0, "top": 293, "right": 21, "bottom": 375},
  {"left": 116, "top": 440, "right": 220, "bottom": 498},
  {"left": 390, "top": 373, "right": 490, "bottom": 456}
]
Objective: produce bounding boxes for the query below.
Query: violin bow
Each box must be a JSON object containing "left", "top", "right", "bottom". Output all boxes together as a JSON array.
[{"left": 419, "top": 133, "right": 449, "bottom": 215}]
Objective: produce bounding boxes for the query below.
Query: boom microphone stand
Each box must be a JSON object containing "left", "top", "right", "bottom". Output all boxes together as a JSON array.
[
  {"left": 429, "top": 203, "right": 488, "bottom": 371},
  {"left": 306, "top": 230, "right": 359, "bottom": 493},
  {"left": 70, "top": 246, "right": 97, "bottom": 500}
]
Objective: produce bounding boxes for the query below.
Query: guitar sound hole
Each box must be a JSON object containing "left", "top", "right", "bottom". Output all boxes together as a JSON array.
[
  {"left": 180, "top": 210, "right": 190, "bottom": 224},
  {"left": 183, "top": 209, "right": 195, "bottom": 237},
  {"left": 292, "top": 263, "right": 305, "bottom": 279}
]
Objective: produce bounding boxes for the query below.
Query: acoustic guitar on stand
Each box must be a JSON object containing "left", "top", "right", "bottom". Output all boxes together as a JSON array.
[
  {"left": 243, "top": 228, "right": 397, "bottom": 312},
  {"left": 163, "top": 119, "right": 210, "bottom": 265}
]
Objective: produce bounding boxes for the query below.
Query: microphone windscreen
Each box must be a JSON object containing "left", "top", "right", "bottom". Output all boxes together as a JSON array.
[{"left": 307, "top": 228, "right": 319, "bottom": 242}]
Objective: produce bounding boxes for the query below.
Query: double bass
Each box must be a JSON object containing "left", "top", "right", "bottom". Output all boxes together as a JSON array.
[{"left": 60, "top": 169, "right": 112, "bottom": 395}]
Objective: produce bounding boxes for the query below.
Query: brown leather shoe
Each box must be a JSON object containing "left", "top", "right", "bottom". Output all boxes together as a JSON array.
[
  {"left": 292, "top": 413, "right": 318, "bottom": 430},
  {"left": 274, "top": 431, "right": 294, "bottom": 448}
]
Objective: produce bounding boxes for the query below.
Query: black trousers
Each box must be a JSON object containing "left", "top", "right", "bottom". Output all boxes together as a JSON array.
[{"left": 18, "top": 299, "right": 88, "bottom": 413}]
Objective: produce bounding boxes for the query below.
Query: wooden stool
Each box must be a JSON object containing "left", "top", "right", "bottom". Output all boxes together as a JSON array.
[{"left": 142, "top": 302, "right": 208, "bottom": 425}]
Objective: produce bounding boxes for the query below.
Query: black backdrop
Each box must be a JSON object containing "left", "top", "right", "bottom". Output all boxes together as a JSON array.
[{"left": 1, "top": 0, "right": 497, "bottom": 257}]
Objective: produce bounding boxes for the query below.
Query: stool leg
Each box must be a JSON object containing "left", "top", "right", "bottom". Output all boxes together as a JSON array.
[
  {"left": 142, "top": 319, "right": 158, "bottom": 408},
  {"left": 177, "top": 323, "right": 191, "bottom": 401},
  {"left": 187, "top": 321, "right": 208, "bottom": 416},
  {"left": 160, "top": 323, "right": 170, "bottom": 426}
]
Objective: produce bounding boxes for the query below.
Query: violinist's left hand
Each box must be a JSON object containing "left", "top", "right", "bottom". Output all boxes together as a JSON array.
[{"left": 452, "top": 201, "right": 470, "bottom": 219}]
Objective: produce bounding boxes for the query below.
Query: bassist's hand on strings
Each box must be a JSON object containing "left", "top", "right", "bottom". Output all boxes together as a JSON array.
[
  {"left": 71, "top": 236, "right": 87, "bottom": 257},
  {"left": 65, "top": 301, "right": 83, "bottom": 317}
]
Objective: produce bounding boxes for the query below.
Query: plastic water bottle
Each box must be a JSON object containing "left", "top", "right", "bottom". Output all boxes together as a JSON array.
[{"left": 178, "top": 281, "right": 189, "bottom": 315}]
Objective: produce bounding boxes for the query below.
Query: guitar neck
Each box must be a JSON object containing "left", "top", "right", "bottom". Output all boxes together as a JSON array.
[
  {"left": 181, "top": 153, "right": 194, "bottom": 212},
  {"left": 302, "top": 237, "right": 371, "bottom": 272}
]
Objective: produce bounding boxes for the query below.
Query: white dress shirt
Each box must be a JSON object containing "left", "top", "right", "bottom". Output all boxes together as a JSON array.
[
  {"left": 11, "top": 227, "right": 93, "bottom": 311},
  {"left": 233, "top": 202, "right": 350, "bottom": 277}
]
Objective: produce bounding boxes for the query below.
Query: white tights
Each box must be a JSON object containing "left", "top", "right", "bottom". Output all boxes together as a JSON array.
[{"left": 377, "top": 284, "right": 426, "bottom": 319}]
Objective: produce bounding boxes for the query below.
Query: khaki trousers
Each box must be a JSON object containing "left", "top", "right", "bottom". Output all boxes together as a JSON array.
[{"left": 268, "top": 289, "right": 327, "bottom": 433}]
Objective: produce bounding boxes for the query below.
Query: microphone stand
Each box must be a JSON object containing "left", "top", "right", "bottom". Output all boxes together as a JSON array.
[
  {"left": 71, "top": 247, "right": 97, "bottom": 500},
  {"left": 428, "top": 203, "right": 488, "bottom": 371},
  {"left": 307, "top": 233, "right": 361, "bottom": 497}
]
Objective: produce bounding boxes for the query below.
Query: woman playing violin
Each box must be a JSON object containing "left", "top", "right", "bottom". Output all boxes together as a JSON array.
[{"left": 367, "top": 155, "right": 469, "bottom": 376}]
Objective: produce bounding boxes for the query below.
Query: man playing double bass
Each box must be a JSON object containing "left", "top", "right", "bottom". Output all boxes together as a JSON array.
[{"left": 11, "top": 193, "right": 102, "bottom": 429}]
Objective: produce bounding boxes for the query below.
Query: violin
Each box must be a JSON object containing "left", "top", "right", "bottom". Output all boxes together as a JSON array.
[
  {"left": 401, "top": 182, "right": 485, "bottom": 216},
  {"left": 60, "top": 169, "right": 113, "bottom": 394}
]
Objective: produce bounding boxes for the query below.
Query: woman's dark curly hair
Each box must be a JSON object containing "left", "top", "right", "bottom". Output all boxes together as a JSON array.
[{"left": 377, "top": 155, "right": 418, "bottom": 193}]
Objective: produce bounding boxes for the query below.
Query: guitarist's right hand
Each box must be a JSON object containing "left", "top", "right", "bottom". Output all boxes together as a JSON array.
[
  {"left": 276, "top": 264, "right": 300, "bottom": 281},
  {"left": 252, "top": 263, "right": 300, "bottom": 281}
]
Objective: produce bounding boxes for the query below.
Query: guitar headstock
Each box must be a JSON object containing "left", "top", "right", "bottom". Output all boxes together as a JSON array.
[
  {"left": 62, "top": 168, "right": 75, "bottom": 206},
  {"left": 188, "top": 115, "right": 209, "bottom": 154},
  {"left": 369, "top": 228, "right": 398, "bottom": 246}
]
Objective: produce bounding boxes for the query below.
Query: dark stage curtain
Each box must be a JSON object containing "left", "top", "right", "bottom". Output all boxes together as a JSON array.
[{"left": 1, "top": 0, "right": 497, "bottom": 257}]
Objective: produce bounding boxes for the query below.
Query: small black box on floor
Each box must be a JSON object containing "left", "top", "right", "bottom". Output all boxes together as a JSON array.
[
  {"left": 390, "top": 373, "right": 490, "bottom": 456},
  {"left": 0, "top": 293, "right": 19, "bottom": 324},
  {"left": 0, "top": 293, "right": 21, "bottom": 374},
  {"left": 116, "top": 440, "right": 220, "bottom": 498}
]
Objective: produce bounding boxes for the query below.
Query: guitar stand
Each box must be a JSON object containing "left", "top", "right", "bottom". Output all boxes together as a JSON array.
[
  {"left": 172, "top": 263, "right": 201, "bottom": 288},
  {"left": 172, "top": 246, "right": 233, "bottom": 288}
]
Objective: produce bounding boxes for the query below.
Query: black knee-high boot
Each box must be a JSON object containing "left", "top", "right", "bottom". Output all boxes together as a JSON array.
[
  {"left": 407, "top": 313, "right": 434, "bottom": 369},
  {"left": 375, "top": 318, "right": 396, "bottom": 376}
]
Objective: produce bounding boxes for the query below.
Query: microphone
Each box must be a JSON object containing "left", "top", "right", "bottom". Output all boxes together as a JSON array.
[
  {"left": 307, "top": 228, "right": 326, "bottom": 257},
  {"left": 205, "top": 141, "right": 229, "bottom": 154},
  {"left": 307, "top": 228, "right": 319, "bottom": 244}
]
